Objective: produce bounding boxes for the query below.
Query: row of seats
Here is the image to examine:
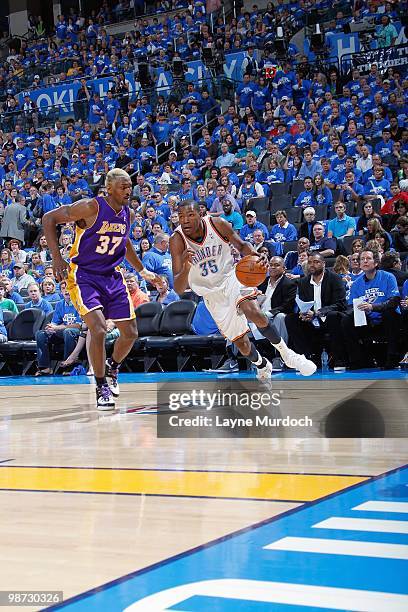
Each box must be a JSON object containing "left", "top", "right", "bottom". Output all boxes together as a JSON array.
[
  {"left": 0, "top": 301, "right": 227, "bottom": 375},
  {"left": 244, "top": 197, "right": 381, "bottom": 219}
]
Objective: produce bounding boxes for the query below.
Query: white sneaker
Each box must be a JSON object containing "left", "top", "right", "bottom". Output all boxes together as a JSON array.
[
  {"left": 256, "top": 358, "right": 273, "bottom": 380},
  {"left": 280, "top": 348, "right": 316, "bottom": 377},
  {"left": 96, "top": 384, "right": 116, "bottom": 410},
  {"left": 105, "top": 359, "right": 120, "bottom": 397}
]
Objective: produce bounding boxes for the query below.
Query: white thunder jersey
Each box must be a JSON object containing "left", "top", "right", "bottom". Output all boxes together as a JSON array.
[
  {"left": 176, "top": 217, "right": 257, "bottom": 342},
  {"left": 176, "top": 216, "right": 234, "bottom": 295}
]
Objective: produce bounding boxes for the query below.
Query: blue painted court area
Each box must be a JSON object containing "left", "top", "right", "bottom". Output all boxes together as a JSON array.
[
  {"left": 0, "top": 369, "right": 407, "bottom": 386},
  {"left": 49, "top": 465, "right": 408, "bottom": 611}
]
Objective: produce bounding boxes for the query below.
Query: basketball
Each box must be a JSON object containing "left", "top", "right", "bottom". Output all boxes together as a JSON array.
[{"left": 235, "top": 254, "right": 267, "bottom": 287}]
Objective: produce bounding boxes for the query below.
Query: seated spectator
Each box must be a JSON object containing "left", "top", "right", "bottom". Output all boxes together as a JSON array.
[
  {"left": 220, "top": 199, "right": 243, "bottom": 231},
  {"left": 294, "top": 177, "right": 317, "bottom": 208},
  {"left": 126, "top": 273, "right": 150, "bottom": 308},
  {"left": 357, "top": 201, "right": 382, "bottom": 235},
  {"left": 309, "top": 223, "right": 336, "bottom": 257},
  {"left": 0, "top": 248, "right": 14, "bottom": 278},
  {"left": 24, "top": 283, "right": 53, "bottom": 315},
  {"left": 299, "top": 207, "right": 318, "bottom": 241},
  {"left": 28, "top": 252, "right": 45, "bottom": 281},
  {"left": 0, "top": 308, "right": 7, "bottom": 343},
  {"left": 142, "top": 233, "right": 173, "bottom": 288},
  {"left": 364, "top": 166, "right": 392, "bottom": 201},
  {"left": 155, "top": 275, "right": 180, "bottom": 305},
  {"left": 139, "top": 238, "right": 152, "bottom": 261},
  {"left": 11, "top": 263, "right": 32, "bottom": 292},
  {"left": 375, "top": 229, "right": 392, "bottom": 253},
  {"left": 8, "top": 239, "right": 27, "bottom": 264},
  {"left": 237, "top": 171, "right": 265, "bottom": 201},
  {"left": 255, "top": 256, "right": 296, "bottom": 347},
  {"left": 286, "top": 250, "right": 309, "bottom": 280},
  {"left": 391, "top": 217, "right": 408, "bottom": 253},
  {"left": 252, "top": 228, "right": 282, "bottom": 257},
  {"left": 327, "top": 202, "right": 356, "bottom": 239},
  {"left": 284, "top": 237, "right": 310, "bottom": 270},
  {"left": 35, "top": 234, "right": 51, "bottom": 263},
  {"left": 269, "top": 210, "right": 297, "bottom": 243},
  {"left": 0, "top": 281, "right": 18, "bottom": 314},
  {"left": 351, "top": 238, "right": 365, "bottom": 255},
  {"left": 297, "top": 149, "right": 322, "bottom": 180},
  {"left": 240, "top": 210, "right": 269, "bottom": 242},
  {"left": 34, "top": 288, "right": 82, "bottom": 376},
  {"left": 0, "top": 278, "right": 24, "bottom": 304},
  {"left": 341, "top": 249, "right": 402, "bottom": 369},
  {"left": 313, "top": 174, "right": 333, "bottom": 207},
  {"left": 40, "top": 278, "right": 60, "bottom": 303},
  {"left": 285, "top": 253, "right": 347, "bottom": 368},
  {"left": 60, "top": 320, "right": 119, "bottom": 375},
  {"left": 349, "top": 252, "right": 363, "bottom": 281},
  {"left": 380, "top": 251, "right": 408, "bottom": 288},
  {"left": 339, "top": 171, "right": 365, "bottom": 206}
]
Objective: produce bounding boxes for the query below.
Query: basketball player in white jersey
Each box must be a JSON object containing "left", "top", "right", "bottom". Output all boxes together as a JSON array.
[{"left": 170, "top": 201, "right": 316, "bottom": 378}]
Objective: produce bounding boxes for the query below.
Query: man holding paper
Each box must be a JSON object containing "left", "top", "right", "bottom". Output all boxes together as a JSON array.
[
  {"left": 341, "top": 249, "right": 402, "bottom": 369},
  {"left": 285, "top": 253, "right": 347, "bottom": 368}
]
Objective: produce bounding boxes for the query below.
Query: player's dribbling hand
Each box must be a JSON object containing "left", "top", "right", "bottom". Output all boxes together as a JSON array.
[
  {"left": 257, "top": 253, "right": 269, "bottom": 270},
  {"left": 53, "top": 257, "right": 69, "bottom": 282},
  {"left": 182, "top": 248, "right": 195, "bottom": 268}
]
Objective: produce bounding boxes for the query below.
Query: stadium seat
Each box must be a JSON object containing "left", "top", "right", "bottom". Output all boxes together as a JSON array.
[
  {"left": 123, "top": 302, "right": 163, "bottom": 370},
  {"left": 2, "top": 310, "right": 16, "bottom": 330},
  {"left": 290, "top": 182, "right": 305, "bottom": 197},
  {"left": 176, "top": 334, "right": 226, "bottom": 371},
  {"left": 269, "top": 183, "right": 290, "bottom": 197},
  {"left": 284, "top": 208, "right": 302, "bottom": 224},
  {"left": 330, "top": 189, "right": 341, "bottom": 203},
  {"left": 0, "top": 308, "right": 45, "bottom": 375},
  {"left": 313, "top": 205, "right": 329, "bottom": 221},
  {"left": 256, "top": 211, "right": 271, "bottom": 227},
  {"left": 342, "top": 235, "right": 357, "bottom": 255},
  {"left": 244, "top": 197, "right": 269, "bottom": 214},
  {"left": 144, "top": 300, "right": 196, "bottom": 372},
  {"left": 283, "top": 240, "right": 299, "bottom": 255},
  {"left": 270, "top": 195, "right": 293, "bottom": 211}
]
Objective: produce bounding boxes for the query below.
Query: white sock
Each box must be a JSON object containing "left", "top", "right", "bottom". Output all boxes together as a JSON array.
[{"left": 272, "top": 339, "right": 287, "bottom": 353}]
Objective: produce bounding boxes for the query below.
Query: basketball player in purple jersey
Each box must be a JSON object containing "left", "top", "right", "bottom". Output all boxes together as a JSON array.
[
  {"left": 43, "top": 169, "right": 161, "bottom": 409},
  {"left": 170, "top": 200, "right": 316, "bottom": 378}
]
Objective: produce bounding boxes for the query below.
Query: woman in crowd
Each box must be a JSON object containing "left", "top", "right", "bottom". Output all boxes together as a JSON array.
[
  {"left": 0, "top": 248, "right": 14, "bottom": 278},
  {"left": 35, "top": 234, "right": 51, "bottom": 263},
  {"left": 313, "top": 173, "right": 333, "bottom": 207},
  {"left": 154, "top": 275, "right": 180, "bottom": 305},
  {"left": 351, "top": 237, "right": 365, "bottom": 254},
  {"left": 357, "top": 201, "right": 381, "bottom": 235},
  {"left": 139, "top": 238, "right": 152, "bottom": 261},
  {"left": 40, "top": 278, "right": 60, "bottom": 303},
  {"left": 9, "top": 239, "right": 27, "bottom": 264}
]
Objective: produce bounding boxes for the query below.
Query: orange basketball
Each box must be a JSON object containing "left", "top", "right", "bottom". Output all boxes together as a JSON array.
[{"left": 235, "top": 254, "right": 267, "bottom": 287}]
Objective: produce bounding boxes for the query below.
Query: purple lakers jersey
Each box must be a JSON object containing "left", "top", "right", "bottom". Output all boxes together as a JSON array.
[{"left": 70, "top": 196, "right": 130, "bottom": 274}]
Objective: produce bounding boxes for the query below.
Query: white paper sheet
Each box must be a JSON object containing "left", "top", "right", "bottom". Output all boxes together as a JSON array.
[
  {"left": 353, "top": 297, "right": 367, "bottom": 327},
  {"left": 296, "top": 296, "right": 315, "bottom": 314}
]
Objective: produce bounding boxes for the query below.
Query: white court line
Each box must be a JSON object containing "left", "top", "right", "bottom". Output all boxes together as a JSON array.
[
  {"left": 264, "top": 537, "right": 408, "bottom": 559},
  {"left": 313, "top": 517, "right": 408, "bottom": 534},
  {"left": 124, "top": 579, "right": 408, "bottom": 612},
  {"left": 353, "top": 501, "right": 408, "bottom": 514}
]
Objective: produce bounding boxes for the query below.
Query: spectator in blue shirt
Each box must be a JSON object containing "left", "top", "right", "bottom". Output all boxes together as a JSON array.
[
  {"left": 221, "top": 199, "right": 243, "bottom": 231},
  {"left": 320, "top": 157, "right": 338, "bottom": 189},
  {"left": 235, "top": 74, "right": 256, "bottom": 109},
  {"left": 313, "top": 174, "right": 333, "bottom": 207},
  {"left": 328, "top": 202, "right": 356, "bottom": 239},
  {"left": 142, "top": 233, "right": 173, "bottom": 288},
  {"left": 152, "top": 114, "right": 173, "bottom": 144},
  {"left": 374, "top": 128, "right": 394, "bottom": 158},
  {"left": 155, "top": 275, "right": 180, "bottom": 306},
  {"left": 270, "top": 210, "right": 297, "bottom": 243},
  {"left": 309, "top": 222, "right": 336, "bottom": 257},
  {"left": 240, "top": 210, "right": 269, "bottom": 241},
  {"left": 341, "top": 249, "right": 402, "bottom": 369},
  {"left": 294, "top": 177, "right": 317, "bottom": 208},
  {"left": 364, "top": 166, "right": 392, "bottom": 200},
  {"left": 297, "top": 149, "right": 322, "bottom": 180},
  {"left": 34, "top": 289, "right": 82, "bottom": 375},
  {"left": 25, "top": 283, "right": 53, "bottom": 315},
  {"left": 339, "top": 170, "right": 365, "bottom": 206}
]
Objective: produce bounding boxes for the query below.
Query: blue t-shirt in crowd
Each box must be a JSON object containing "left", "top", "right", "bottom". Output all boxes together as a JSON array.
[
  {"left": 52, "top": 299, "right": 82, "bottom": 326},
  {"left": 25, "top": 298, "right": 53, "bottom": 315},
  {"left": 191, "top": 300, "right": 219, "bottom": 335},
  {"left": 348, "top": 270, "right": 400, "bottom": 323},
  {"left": 328, "top": 215, "right": 356, "bottom": 238},
  {"left": 142, "top": 248, "right": 173, "bottom": 287},
  {"left": 269, "top": 223, "right": 297, "bottom": 242}
]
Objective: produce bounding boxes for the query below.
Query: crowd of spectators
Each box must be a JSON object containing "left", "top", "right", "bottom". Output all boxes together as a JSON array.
[{"left": 0, "top": 0, "right": 407, "bottom": 372}]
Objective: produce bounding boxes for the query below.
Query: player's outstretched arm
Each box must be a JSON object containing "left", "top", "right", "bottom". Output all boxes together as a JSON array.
[
  {"left": 42, "top": 198, "right": 98, "bottom": 281},
  {"left": 169, "top": 232, "right": 194, "bottom": 296}
]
